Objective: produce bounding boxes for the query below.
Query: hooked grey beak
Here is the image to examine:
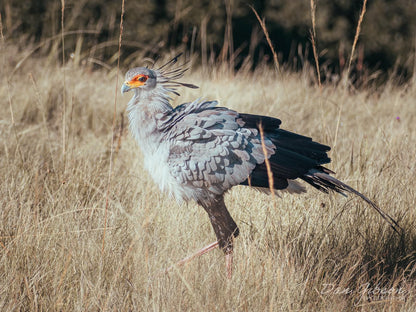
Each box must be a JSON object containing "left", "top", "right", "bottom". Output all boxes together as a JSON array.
[{"left": 121, "top": 82, "right": 131, "bottom": 94}]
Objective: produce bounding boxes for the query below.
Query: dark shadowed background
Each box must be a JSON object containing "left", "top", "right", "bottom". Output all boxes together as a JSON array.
[{"left": 2, "top": 0, "right": 415, "bottom": 82}]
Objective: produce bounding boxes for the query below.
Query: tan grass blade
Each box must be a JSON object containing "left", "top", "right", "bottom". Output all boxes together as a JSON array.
[
  {"left": 310, "top": 0, "right": 321, "bottom": 88},
  {"left": 250, "top": 6, "right": 280, "bottom": 74},
  {"left": 347, "top": 0, "right": 368, "bottom": 77}
]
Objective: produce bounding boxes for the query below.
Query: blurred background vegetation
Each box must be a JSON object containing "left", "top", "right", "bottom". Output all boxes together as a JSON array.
[{"left": 2, "top": 0, "right": 416, "bottom": 83}]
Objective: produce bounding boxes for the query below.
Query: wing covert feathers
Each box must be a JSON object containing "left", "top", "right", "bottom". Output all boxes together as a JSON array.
[{"left": 163, "top": 101, "right": 274, "bottom": 196}]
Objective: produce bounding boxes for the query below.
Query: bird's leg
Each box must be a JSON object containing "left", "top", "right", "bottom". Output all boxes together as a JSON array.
[
  {"left": 164, "top": 196, "right": 239, "bottom": 278},
  {"left": 170, "top": 239, "right": 233, "bottom": 278},
  {"left": 163, "top": 240, "right": 219, "bottom": 274},
  {"left": 225, "top": 241, "right": 234, "bottom": 279},
  {"left": 174, "top": 241, "right": 219, "bottom": 267},
  {"left": 199, "top": 195, "right": 239, "bottom": 279}
]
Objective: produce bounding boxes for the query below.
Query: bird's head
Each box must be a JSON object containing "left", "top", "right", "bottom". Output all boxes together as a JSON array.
[
  {"left": 121, "top": 67, "right": 157, "bottom": 93},
  {"left": 121, "top": 53, "right": 198, "bottom": 96}
]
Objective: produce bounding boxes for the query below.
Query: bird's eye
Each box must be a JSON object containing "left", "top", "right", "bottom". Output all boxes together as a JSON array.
[{"left": 137, "top": 75, "right": 148, "bottom": 83}]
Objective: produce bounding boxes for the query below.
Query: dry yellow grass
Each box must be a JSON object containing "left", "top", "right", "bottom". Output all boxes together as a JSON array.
[{"left": 1, "top": 44, "right": 416, "bottom": 311}]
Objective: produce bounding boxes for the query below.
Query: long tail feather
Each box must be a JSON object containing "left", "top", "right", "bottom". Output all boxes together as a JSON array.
[{"left": 304, "top": 170, "right": 402, "bottom": 234}]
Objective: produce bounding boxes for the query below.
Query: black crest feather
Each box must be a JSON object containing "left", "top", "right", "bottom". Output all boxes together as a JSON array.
[{"left": 156, "top": 53, "right": 199, "bottom": 91}]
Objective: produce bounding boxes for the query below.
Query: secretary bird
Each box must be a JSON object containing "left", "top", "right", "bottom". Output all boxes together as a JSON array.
[{"left": 121, "top": 54, "right": 401, "bottom": 278}]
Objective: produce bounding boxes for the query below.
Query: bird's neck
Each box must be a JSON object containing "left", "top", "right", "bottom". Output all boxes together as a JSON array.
[
  {"left": 129, "top": 86, "right": 173, "bottom": 113},
  {"left": 126, "top": 86, "right": 173, "bottom": 150}
]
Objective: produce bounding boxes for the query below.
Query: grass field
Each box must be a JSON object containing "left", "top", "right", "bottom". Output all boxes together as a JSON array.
[{"left": 1, "top": 42, "right": 416, "bottom": 311}]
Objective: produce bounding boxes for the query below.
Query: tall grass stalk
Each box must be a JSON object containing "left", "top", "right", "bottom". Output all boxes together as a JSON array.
[
  {"left": 347, "top": 0, "right": 368, "bottom": 78},
  {"left": 310, "top": 0, "right": 321, "bottom": 88},
  {"left": 102, "top": 0, "right": 125, "bottom": 255},
  {"left": 334, "top": 0, "right": 368, "bottom": 150},
  {"left": 1, "top": 14, "right": 25, "bottom": 166},
  {"left": 250, "top": 6, "right": 280, "bottom": 75},
  {"left": 61, "top": 0, "right": 67, "bottom": 161}
]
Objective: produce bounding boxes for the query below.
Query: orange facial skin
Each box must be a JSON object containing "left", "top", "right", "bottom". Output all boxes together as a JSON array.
[{"left": 124, "top": 74, "right": 149, "bottom": 89}]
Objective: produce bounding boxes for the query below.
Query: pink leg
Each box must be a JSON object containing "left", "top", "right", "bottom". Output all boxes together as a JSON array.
[
  {"left": 162, "top": 241, "right": 234, "bottom": 279},
  {"left": 175, "top": 241, "right": 219, "bottom": 266},
  {"left": 225, "top": 251, "right": 233, "bottom": 279},
  {"left": 164, "top": 241, "right": 219, "bottom": 273}
]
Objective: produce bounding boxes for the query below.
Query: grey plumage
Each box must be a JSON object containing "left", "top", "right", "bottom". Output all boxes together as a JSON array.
[{"left": 121, "top": 55, "right": 401, "bottom": 259}]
